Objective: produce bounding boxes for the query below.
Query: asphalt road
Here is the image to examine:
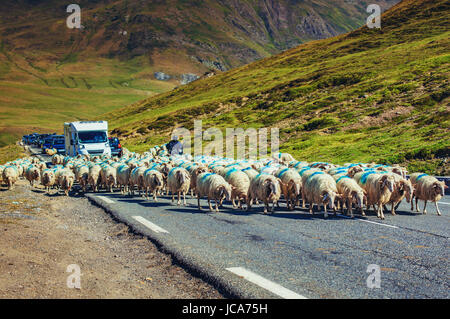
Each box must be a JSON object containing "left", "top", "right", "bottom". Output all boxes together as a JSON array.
[{"left": 30, "top": 147, "right": 450, "bottom": 299}]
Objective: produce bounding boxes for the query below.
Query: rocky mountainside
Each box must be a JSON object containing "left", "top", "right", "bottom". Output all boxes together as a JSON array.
[{"left": 1, "top": 0, "right": 399, "bottom": 75}]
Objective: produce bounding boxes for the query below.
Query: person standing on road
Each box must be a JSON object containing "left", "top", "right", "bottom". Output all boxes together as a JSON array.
[{"left": 166, "top": 136, "right": 183, "bottom": 156}]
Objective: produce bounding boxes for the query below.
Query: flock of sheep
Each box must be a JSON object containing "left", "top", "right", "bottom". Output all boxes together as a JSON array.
[{"left": 0, "top": 146, "right": 446, "bottom": 220}]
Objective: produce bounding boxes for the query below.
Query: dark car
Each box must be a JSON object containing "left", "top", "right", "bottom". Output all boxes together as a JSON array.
[
  {"left": 41, "top": 136, "right": 55, "bottom": 153},
  {"left": 51, "top": 135, "right": 65, "bottom": 154},
  {"left": 108, "top": 137, "right": 122, "bottom": 157}
]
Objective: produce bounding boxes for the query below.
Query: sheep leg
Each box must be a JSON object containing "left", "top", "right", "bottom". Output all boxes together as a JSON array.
[
  {"left": 208, "top": 199, "right": 214, "bottom": 212},
  {"left": 197, "top": 195, "right": 202, "bottom": 211},
  {"left": 215, "top": 200, "right": 219, "bottom": 212},
  {"left": 410, "top": 194, "right": 415, "bottom": 211},
  {"left": 302, "top": 193, "right": 306, "bottom": 209},
  {"left": 422, "top": 200, "right": 427, "bottom": 215},
  {"left": 309, "top": 202, "right": 313, "bottom": 215},
  {"left": 347, "top": 198, "right": 353, "bottom": 218},
  {"left": 246, "top": 197, "right": 252, "bottom": 211},
  {"left": 232, "top": 196, "right": 237, "bottom": 209},
  {"left": 177, "top": 192, "right": 181, "bottom": 206},
  {"left": 415, "top": 197, "right": 420, "bottom": 212},
  {"left": 434, "top": 201, "right": 442, "bottom": 216},
  {"left": 271, "top": 201, "right": 276, "bottom": 214},
  {"left": 323, "top": 203, "right": 328, "bottom": 219},
  {"left": 263, "top": 200, "right": 269, "bottom": 214},
  {"left": 391, "top": 202, "right": 396, "bottom": 216},
  {"left": 183, "top": 192, "right": 187, "bottom": 206}
]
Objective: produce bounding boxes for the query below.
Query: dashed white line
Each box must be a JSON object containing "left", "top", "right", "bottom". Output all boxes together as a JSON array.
[
  {"left": 132, "top": 216, "right": 169, "bottom": 234},
  {"left": 97, "top": 196, "right": 115, "bottom": 204},
  {"left": 226, "top": 267, "right": 307, "bottom": 299},
  {"left": 336, "top": 214, "right": 399, "bottom": 229}
]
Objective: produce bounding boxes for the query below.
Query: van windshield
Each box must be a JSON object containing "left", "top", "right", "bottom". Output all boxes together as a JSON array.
[{"left": 78, "top": 131, "right": 107, "bottom": 144}]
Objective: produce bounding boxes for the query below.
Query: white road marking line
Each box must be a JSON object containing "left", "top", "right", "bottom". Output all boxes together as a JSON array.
[
  {"left": 336, "top": 214, "right": 398, "bottom": 229},
  {"left": 132, "top": 216, "right": 169, "bottom": 234},
  {"left": 439, "top": 202, "right": 450, "bottom": 205},
  {"left": 358, "top": 219, "right": 399, "bottom": 229},
  {"left": 98, "top": 196, "right": 115, "bottom": 204},
  {"left": 226, "top": 267, "right": 307, "bottom": 299}
]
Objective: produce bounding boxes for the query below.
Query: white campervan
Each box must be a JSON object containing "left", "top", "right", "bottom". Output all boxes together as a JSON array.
[{"left": 64, "top": 121, "right": 112, "bottom": 157}]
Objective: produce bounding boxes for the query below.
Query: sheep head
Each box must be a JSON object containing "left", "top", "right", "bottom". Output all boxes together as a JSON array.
[
  {"left": 433, "top": 181, "right": 445, "bottom": 197},
  {"left": 379, "top": 175, "right": 394, "bottom": 192},
  {"left": 322, "top": 190, "right": 337, "bottom": 210}
]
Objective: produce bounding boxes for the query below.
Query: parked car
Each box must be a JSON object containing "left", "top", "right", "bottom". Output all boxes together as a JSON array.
[
  {"left": 51, "top": 135, "right": 66, "bottom": 154},
  {"left": 41, "top": 136, "right": 55, "bottom": 153},
  {"left": 108, "top": 137, "right": 122, "bottom": 157}
]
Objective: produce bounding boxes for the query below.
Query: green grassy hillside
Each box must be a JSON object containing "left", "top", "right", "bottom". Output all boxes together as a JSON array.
[{"left": 106, "top": 0, "right": 450, "bottom": 175}]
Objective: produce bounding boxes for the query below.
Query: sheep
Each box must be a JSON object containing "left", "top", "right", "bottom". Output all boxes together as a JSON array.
[
  {"left": 88, "top": 164, "right": 102, "bottom": 192},
  {"left": 223, "top": 168, "right": 250, "bottom": 209},
  {"left": 52, "top": 154, "right": 63, "bottom": 165},
  {"left": 385, "top": 174, "right": 414, "bottom": 215},
  {"left": 116, "top": 164, "right": 131, "bottom": 194},
  {"left": 0, "top": 165, "right": 4, "bottom": 183},
  {"left": 300, "top": 168, "right": 321, "bottom": 208},
  {"left": 2, "top": 166, "right": 19, "bottom": 190},
  {"left": 75, "top": 164, "right": 90, "bottom": 192},
  {"left": 273, "top": 152, "right": 296, "bottom": 164},
  {"left": 101, "top": 165, "right": 117, "bottom": 192},
  {"left": 167, "top": 167, "right": 191, "bottom": 206},
  {"left": 58, "top": 169, "right": 75, "bottom": 196},
  {"left": 409, "top": 173, "right": 445, "bottom": 216},
  {"left": 41, "top": 169, "right": 57, "bottom": 193},
  {"left": 143, "top": 169, "right": 164, "bottom": 201},
  {"left": 302, "top": 171, "right": 339, "bottom": 218},
  {"left": 129, "top": 166, "right": 147, "bottom": 196},
  {"left": 275, "top": 167, "right": 302, "bottom": 210},
  {"left": 247, "top": 173, "right": 282, "bottom": 214},
  {"left": 25, "top": 165, "right": 41, "bottom": 187},
  {"left": 196, "top": 172, "right": 232, "bottom": 212},
  {"left": 335, "top": 175, "right": 366, "bottom": 217},
  {"left": 358, "top": 172, "right": 394, "bottom": 220},
  {"left": 189, "top": 165, "right": 209, "bottom": 197}
]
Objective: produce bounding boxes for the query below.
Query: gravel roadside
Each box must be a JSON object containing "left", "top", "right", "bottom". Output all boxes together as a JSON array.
[{"left": 0, "top": 180, "right": 224, "bottom": 299}]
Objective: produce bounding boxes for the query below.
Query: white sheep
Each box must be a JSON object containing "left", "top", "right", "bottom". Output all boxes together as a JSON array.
[
  {"left": 2, "top": 166, "right": 19, "bottom": 190},
  {"left": 196, "top": 172, "right": 232, "bottom": 212},
  {"left": 247, "top": 173, "right": 282, "bottom": 214},
  {"left": 116, "top": 164, "right": 131, "bottom": 194},
  {"left": 58, "top": 169, "right": 75, "bottom": 196},
  {"left": 386, "top": 174, "right": 414, "bottom": 215},
  {"left": 25, "top": 165, "right": 41, "bottom": 187},
  {"left": 41, "top": 169, "right": 57, "bottom": 193},
  {"left": 88, "top": 164, "right": 102, "bottom": 192},
  {"left": 409, "top": 173, "right": 445, "bottom": 215},
  {"left": 358, "top": 172, "right": 394, "bottom": 220},
  {"left": 143, "top": 169, "right": 164, "bottom": 201},
  {"left": 223, "top": 168, "right": 250, "bottom": 209},
  {"left": 335, "top": 175, "right": 366, "bottom": 217},
  {"left": 100, "top": 165, "right": 117, "bottom": 192},
  {"left": 167, "top": 167, "right": 191, "bottom": 206},
  {"left": 275, "top": 167, "right": 302, "bottom": 210},
  {"left": 302, "top": 171, "right": 339, "bottom": 218}
]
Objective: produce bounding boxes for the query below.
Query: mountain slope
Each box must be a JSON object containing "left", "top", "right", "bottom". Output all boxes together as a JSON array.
[
  {"left": 0, "top": 0, "right": 399, "bottom": 147},
  {"left": 107, "top": 0, "right": 450, "bottom": 175}
]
